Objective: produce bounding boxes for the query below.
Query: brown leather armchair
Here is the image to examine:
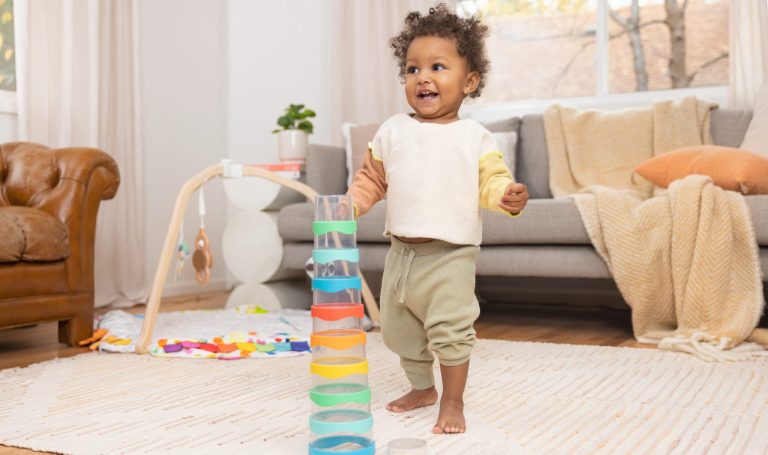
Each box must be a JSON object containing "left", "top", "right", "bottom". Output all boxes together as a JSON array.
[{"left": 0, "top": 142, "right": 120, "bottom": 346}]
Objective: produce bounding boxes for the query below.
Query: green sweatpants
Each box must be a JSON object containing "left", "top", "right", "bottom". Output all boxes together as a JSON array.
[{"left": 380, "top": 237, "right": 481, "bottom": 390}]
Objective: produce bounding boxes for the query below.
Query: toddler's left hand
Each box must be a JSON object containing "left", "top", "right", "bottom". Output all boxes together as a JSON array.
[{"left": 500, "top": 182, "right": 529, "bottom": 215}]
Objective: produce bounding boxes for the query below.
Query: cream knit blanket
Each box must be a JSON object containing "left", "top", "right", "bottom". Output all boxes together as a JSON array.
[{"left": 544, "top": 97, "right": 767, "bottom": 361}]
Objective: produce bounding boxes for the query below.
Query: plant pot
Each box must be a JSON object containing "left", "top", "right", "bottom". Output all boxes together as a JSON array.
[{"left": 277, "top": 130, "right": 309, "bottom": 161}]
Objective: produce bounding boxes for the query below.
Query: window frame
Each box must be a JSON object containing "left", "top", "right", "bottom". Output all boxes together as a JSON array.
[{"left": 461, "top": 0, "right": 730, "bottom": 120}]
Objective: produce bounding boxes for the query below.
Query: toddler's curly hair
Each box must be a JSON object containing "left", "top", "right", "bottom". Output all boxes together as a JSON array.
[{"left": 390, "top": 3, "right": 490, "bottom": 98}]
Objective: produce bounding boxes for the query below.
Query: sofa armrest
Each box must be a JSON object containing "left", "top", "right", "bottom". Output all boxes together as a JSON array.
[
  {"left": 0, "top": 142, "right": 120, "bottom": 290},
  {"left": 306, "top": 143, "right": 348, "bottom": 195}
]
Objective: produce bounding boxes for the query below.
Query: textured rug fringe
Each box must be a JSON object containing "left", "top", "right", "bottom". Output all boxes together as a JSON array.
[{"left": 659, "top": 332, "right": 768, "bottom": 362}]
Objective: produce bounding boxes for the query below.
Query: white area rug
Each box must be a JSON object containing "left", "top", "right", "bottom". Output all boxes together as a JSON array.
[{"left": 1, "top": 334, "right": 767, "bottom": 454}]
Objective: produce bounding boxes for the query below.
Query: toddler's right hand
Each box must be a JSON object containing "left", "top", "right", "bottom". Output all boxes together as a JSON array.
[{"left": 336, "top": 200, "right": 355, "bottom": 220}]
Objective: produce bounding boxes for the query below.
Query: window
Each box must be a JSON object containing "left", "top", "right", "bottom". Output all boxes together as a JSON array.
[
  {"left": 0, "top": 0, "right": 13, "bottom": 91},
  {"left": 0, "top": 0, "right": 15, "bottom": 115},
  {"left": 457, "top": 0, "right": 730, "bottom": 104}
]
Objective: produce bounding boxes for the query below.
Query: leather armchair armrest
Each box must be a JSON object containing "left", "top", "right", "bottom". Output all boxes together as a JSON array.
[{"left": 0, "top": 142, "right": 121, "bottom": 290}]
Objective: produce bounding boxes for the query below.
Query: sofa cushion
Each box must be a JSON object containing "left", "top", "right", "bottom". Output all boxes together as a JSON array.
[
  {"left": 740, "top": 82, "right": 768, "bottom": 155},
  {"left": 634, "top": 146, "right": 768, "bottom": 195},
  {"left": 483, "top": 198, "right": 590, "bottom": 244},
  {"left": 747, "top": 195, "right": 768, "bottom": 246},
  {"left": 518, "top": 115, "right": 551, "bottom": 199},
  {"left": 0, "top": 206, "right": 69, "bottom": 262},
  {"left": 711, "top": 109, "right": 753, "bottom": 148},
  {"left": 279, "top": 194, "right": 768, "bottom": 247}
]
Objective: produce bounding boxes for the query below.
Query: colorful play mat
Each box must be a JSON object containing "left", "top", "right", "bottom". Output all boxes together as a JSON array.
[{"left": 92, "top": 305, "right": 337, "bottom": 360}]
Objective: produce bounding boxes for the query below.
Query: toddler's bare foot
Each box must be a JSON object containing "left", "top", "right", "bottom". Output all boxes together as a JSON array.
[
  {"left": 433, "top": 398, "right": 465, "bottom": 434},
  {"left": 386, "top": 386, "right": 438, "bottom": 412}
]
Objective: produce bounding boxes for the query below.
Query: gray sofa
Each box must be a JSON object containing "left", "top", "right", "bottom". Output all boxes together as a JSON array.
[{"left": 278, "top": 109, "right": 768, "bottom": 307}]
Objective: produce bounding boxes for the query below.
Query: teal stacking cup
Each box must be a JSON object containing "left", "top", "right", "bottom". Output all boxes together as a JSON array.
[
  {"left": 313, "top": 248, "right": 360, "bottom": 278},
  {"left": 309, "top": 434, "right": 375, "bottom": 455},
  {"left": 312, "top": 276, "right": 361, "bottom": 305}
]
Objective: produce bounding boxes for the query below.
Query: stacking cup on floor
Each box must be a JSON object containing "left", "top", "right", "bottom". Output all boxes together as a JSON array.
[{"left": 309, "top": 195, "right": 374, "bottom": 455}]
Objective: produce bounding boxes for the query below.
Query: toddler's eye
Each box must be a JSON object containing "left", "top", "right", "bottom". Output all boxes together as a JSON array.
[
  {"left": 406, "top": 66, "right": 418, "bottom": 74},
  {"left": 432, "top": 64, "right": 445, "bottom": 71}
]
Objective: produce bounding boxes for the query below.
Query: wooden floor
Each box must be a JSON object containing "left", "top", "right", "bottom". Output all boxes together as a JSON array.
[{"left": 0, "top": 291, "right": 668, "bottom": 454}]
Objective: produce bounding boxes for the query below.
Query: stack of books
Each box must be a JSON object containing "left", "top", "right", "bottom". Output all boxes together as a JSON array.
[{"left": 253, "top": 162, "right": 303, "bottom": 180}]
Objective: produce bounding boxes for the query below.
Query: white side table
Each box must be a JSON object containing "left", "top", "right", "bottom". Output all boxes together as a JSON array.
[{"left": 221, "top": 165, "right": 311, "bottom": 310}]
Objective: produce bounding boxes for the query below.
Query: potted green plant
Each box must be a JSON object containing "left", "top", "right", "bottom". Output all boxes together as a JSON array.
[{"left": 272, "top": 103, "right": 316, "bottom": 161}]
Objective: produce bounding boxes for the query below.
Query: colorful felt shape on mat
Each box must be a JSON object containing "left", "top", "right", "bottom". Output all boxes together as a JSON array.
[
  {"left": 149, "top": 333, "right": 310, "bottom": 359},
  {"left": 256, "top": 343, "right": 275, "bottom": 353},
  {"left": 198, "top": 343, "right": 218, "bottom": 353},
  {"left": 273, "top": 342, "right": 291, "bottom": 352},
  {"left": 290, "top": 341, "right": 310, "bottom": 352},
  {"left": 634, "top": 146, "right": 768, "bottom": 195},
  {"left": 78, "top": 328, "right": 108, "bottom": 346},
  {"left": 236, "top": 342, "right": 256, "bottom": 353},
  {"left": 163, "top": 343, "right": 183, "bottom": 353},
  {"left": 236, "top": 304, "right": 270, "bottom": 314},
  {"left": 218, "top": 343, "right": 238, "bottom": 353}
]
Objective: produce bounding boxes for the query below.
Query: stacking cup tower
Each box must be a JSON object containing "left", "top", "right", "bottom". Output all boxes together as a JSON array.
[{"left": 308, "top": 195, "right": 375, "bottom": 455}]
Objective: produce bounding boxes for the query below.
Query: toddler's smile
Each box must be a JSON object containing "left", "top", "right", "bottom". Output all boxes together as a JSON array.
[{"left": 417, "top": 89, "right": 438, "bottom": 100}]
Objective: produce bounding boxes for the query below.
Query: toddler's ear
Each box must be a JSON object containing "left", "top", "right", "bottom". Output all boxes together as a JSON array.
[{"left": 463, "top": 71, "right": 480, "bottom": 96}]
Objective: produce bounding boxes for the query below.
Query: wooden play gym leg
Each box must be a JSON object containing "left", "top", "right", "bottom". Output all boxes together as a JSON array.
[{"left": 136, "top": 163, "right": 380, "bottom": 354}]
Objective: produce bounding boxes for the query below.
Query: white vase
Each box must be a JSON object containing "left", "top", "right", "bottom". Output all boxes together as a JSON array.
[{"left": 276, "top": 130, "right": 308, "bottom": 161}]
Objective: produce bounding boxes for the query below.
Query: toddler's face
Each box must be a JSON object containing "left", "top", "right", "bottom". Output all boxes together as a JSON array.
[{"left": 404, "top": 36, "right": 479, "bottom": 124}]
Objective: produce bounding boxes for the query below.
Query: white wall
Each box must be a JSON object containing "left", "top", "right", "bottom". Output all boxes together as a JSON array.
[
  {"left": 137, "top": 0, "right": 336, "bottom": 299},
  {"left": 227, "top": 0, "right": 333, "bottom": 164},
  {"left": 0, "top": 112, "right": 16, "bottom": 143},
  {"left": 139, "top": 0, "right": 229, "bottom": 295}
]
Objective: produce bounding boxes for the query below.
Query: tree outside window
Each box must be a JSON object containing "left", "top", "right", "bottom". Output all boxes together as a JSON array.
[
  {"left": 0, "top": 0, "right": 14, "bottom": 92},
  {"left": 458, "top": 0, "right": 730, "bottom": 103}
]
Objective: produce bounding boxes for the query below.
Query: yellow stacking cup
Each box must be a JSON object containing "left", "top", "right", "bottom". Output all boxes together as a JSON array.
[{"left": 311, "top": 329, "right": 366, "bottom": 363}]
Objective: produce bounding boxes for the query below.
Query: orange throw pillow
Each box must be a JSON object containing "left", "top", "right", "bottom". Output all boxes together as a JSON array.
[{"left": 634, "top": 145, "right": 768, "bottom": 195}]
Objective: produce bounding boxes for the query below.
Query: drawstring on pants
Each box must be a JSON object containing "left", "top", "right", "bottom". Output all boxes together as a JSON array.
[{"left": 392, "top": 248, "right": 416, "bottom": 304}]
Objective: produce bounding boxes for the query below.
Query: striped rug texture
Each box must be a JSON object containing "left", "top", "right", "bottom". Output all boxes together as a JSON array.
[{"left": 0, "top": 334, "right": 766, "bottom": 454}]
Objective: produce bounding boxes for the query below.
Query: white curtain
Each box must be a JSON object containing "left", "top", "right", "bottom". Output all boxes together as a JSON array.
[
  {"left": 729, "top": 0, "right": 768, "bottom": 109},
  {"left": 330, "top": 0, "right": 456, "bottom": 144},
  {"left": 15, "top": 0, "right": 145, "bottom": 307}
]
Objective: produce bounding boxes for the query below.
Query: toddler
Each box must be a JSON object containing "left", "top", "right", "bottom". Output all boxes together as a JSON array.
[{"left": 347, "top": 3, "right": 529, "bottom": 434}]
